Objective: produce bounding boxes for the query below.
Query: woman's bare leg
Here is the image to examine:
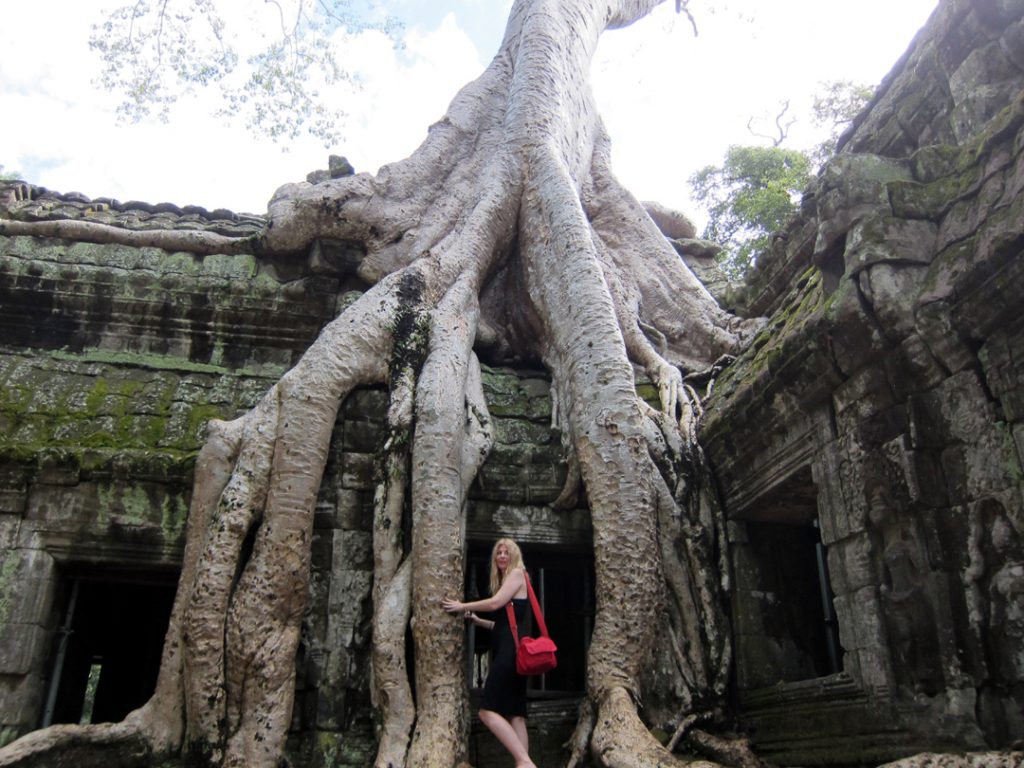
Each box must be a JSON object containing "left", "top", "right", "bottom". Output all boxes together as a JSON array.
[
  {"left": 478, "top": 709, "right": 536, "bottom": 768},
  {"left": 510, "top": 716, "right": 529, "bottom": 751}
]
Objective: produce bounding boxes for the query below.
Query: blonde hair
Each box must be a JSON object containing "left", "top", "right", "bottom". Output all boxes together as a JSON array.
[{"left": 489, "top": 538, "right": 525, "bottom": 595}]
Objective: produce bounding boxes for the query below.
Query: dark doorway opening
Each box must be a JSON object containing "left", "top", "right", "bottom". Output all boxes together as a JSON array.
[
  {"left": 733, "top": 466, "right": 843, "bottom": 688},
  {"left": 42, "top": 571, "right": 177, "bottom": 727},
  {"left": 745, "top": 518, "right": 843, "bottom": 682},
  {"left": 464, "top": 545, "right": 593, "bottom": 697}
]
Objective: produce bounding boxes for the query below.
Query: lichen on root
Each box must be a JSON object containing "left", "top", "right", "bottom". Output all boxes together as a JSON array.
[{"left": 0, "top": 1, "right": 764, "bottom": 767}]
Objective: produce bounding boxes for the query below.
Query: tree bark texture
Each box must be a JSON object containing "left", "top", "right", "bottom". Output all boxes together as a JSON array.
[{"left": 0, "top": 1, "right": 763, "bottom": 766}]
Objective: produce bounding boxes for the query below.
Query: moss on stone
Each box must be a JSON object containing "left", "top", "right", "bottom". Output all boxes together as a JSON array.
[
  {"left": 0, "top": 726, "right": 21, "bottom": 750},
  {"left": 480, "top": 368, "right": 552, "bottom": 421},
  {"left": 311, "top": 730, "right": 376, "bottom": 768},
  {"left": 0, "top": 552, "right": 19, "bottom": 626},
  {"left": 50, "top": 348, "right": 285, "bottom": 378},
  {"left": 888, "top": 174, "right": 970, "bottom": 220}
]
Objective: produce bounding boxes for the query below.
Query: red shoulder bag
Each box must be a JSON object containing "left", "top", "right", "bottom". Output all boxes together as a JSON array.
[{"left": 505, "top": 572, "right": 558, "bottom": 676}]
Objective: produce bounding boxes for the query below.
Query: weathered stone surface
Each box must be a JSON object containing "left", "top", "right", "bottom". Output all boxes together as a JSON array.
[
  {"left": 701, "top": 0, "right": 1024, "bottom": 759},
  {"left": 642, "top": 200, "right": 697, "bottom": 239},
  {"left": 0, "top": 0, "right": 1022, "bottom": 764}
]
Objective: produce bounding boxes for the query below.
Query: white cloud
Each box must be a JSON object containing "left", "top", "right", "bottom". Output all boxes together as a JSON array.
[
  {"left": 0, "top": 3, "right": 484, "bottom": 212},
  {"left": 0, "top": 0, "right": 938, "bottom": 219},
  {"left": 593, "top": 0, "right": 938, "bottom": 225},
  {"left": 329, "top": 13, "right": 485, "bottom": 175}
]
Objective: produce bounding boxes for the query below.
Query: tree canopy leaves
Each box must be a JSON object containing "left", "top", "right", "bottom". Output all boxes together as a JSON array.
[
  {"left": 689, "top": 145, "right": 811, "bottom": 280},
  {"left": 689, "top": 80, "right": 872, "bottom": 280},
  {"left": 88, "top": 0, "right": 400, "bottom": 147}
]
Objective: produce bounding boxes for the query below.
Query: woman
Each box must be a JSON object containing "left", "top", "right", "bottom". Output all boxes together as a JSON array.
[{"left": 442, "top": 538, "right": 537, "bottom": 768}]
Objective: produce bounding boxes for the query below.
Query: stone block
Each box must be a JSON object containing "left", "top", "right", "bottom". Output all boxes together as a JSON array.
[
  {"left": 940, "top": 445, "right": 971, "bottom": 506},
  {"left": 854, "top": 647, "right": 894, "bottom": 694},
  {"left": 0, "top": 671, "right": 45, "bottom": 736},
  {"left": 962, "top": 423, "right": 1020, "bottom": 500},
  {"left": 35, "top": 452, "right": 81, "bottom": 487},
  {"left": 833, "top": 593, "right": 856, "bottom": 653},
  {"left": 833, "top": 533, "right": 881, "bottom": 594},
  {"left": 339, "top": 452, "right": 376, "bottom": 490},
  {"left": 332, "top": 489, "right": 372, "bottom": 532},
  {"left": 862, "top": 262, "right": 931, "bottom": 342},
  {"left": 826, "top": 278, "right": 889, "bottom": 377},
  {"left": 831, "top": 362, "right": 897, "bottom": 417},
  {"left": 331, "top": 530, "right": 372, "bottom": 572},
  {"left": 310, "top": 530, "right": 334, "bottom": 572},
  {"left": 473, "top": 464, "right": 528, "bottom": 504},
  {"left": 0, "top": 518, "right": 18, "bottom": 549},
  {"left": 0, "top": 548, "right": 56, "bottom": 626},
  {"left": 470, "top": 503, "right": 591, "bottom": 547},
  {"left": 878, "top": 435, "right": 949, "bottom": 508},
  {"left": 306, "top": 570, "right": 331, "bottom": 645},
  {"left": 1014, "top": 423, "right": 1024, "bottom": 471},
  {"left": 726, "top": 520, "right": 749, "bottom": 545},
  {"left": 480, "top": 368, "right": 552, "bottom": 421},
  {"left": 340, "top": 418, "right": 382, "bottom": 453},
  {"left": 813, "top": 444, "right": 848, "bottom": 546},
  {"left": 997, "top": 384, "right": 1024, "bottom": 423},
  {"left": 523, "top": 463, "right": 567, "bottom": 505},
  {"left": 6, "top": 572, "right": 58, "bottom": 630},
  {"left": 845, "top": 216, "right": 937, "bottom": 274},
  {"left": 493, "top": 416, "right": 554, "bottom": 446},
  {"left": 815, "top": 154, "right": 912, "bottom": 257},
  {"left": 312, "top": 500, "right": 336, "bottom": 531},
  {"left": 341, "top": 389, "right": 387, "bottom": 422},
  {"left": 327, "top": 569, "right": 372, "bottom": 645},
  {"left": 914, "top": 295, "right": 978, "bottom": 375},
  {"left": 483, "top": 442, "right": 527, "bottom": 468},
  {"left": 0, "top": 622, "right": 51, "bottom": 675},
  {"left": 840, "top": 586, "right": 887, "bottom": 652}
]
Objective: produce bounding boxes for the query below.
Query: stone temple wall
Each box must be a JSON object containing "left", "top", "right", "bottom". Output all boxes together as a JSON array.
[
  {"left": 0, "top": 193, "right": 590, "bottom": 762},
  {"left": 703, "top": 0, "right": 1024, "bottom": 763},
  {"left": 1, "top": 0, "right": 1022, "bottom": 765}
]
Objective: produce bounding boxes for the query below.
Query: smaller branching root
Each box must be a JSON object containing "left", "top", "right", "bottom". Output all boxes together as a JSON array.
[
  {"left": 565, "top": 698, "right": 596, "bottom": 768},
  {"left": 0, "top": 721, "right": 153, "bottom": 768},
  {"left": 370, "top": 288, "right": 428, "bottom": 768},
  {"left": 0, "top": 218, "right": 256, "bottom": 255},
  {"left": 680, "top": 728, "right": 769, "bottom": 768}
]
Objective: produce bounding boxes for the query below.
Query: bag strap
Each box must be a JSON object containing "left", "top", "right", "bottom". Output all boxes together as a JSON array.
[{"left": 505, "top": 571, "right": 549, "bottom": 647}]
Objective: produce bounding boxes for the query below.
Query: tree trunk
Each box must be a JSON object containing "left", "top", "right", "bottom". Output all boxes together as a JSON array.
[{"left": 0, "top": 1, "right": 763, "bottom": 767}]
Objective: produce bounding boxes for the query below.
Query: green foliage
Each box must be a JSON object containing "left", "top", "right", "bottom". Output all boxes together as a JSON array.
[
  {"left": 810, "top": 79, "right": 874, "bottom": 166},
  {"left": 0, "top": 165, "right": 20, "bottom": 181},
  {"left": 88, "top": 0, "right": 400, "bottom": 147},
  {"left": 688, "top": 80, "right": 873, "bottom": 280},
  {"left": 689, "top": 145, "right": 811, "bottom": 280}
]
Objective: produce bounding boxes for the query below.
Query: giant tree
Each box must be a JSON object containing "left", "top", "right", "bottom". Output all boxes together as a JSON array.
[{"left": 0, "top": 1, "right": 764, "bottom": 766}]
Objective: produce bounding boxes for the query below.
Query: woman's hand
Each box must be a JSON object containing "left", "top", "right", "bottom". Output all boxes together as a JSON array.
[{"left": 442, "top": 597, "right": 464, "bottom": 613}]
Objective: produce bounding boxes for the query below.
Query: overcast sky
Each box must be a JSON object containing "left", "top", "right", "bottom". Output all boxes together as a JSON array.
[{"left": 0, "top": 1, "right": 938, "bottom": 224}]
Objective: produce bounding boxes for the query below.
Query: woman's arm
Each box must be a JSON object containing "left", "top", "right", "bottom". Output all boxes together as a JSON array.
[
  {"left": 465, "top": 611, "right": 495, "bottom": 631},
  {"left": 442, "top": 567, "right": 525, "bottom": 614}
]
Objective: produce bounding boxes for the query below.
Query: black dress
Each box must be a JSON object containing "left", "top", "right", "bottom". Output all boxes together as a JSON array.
[{"left": 480, "top": 597, "right": 528, "bottom": 718}]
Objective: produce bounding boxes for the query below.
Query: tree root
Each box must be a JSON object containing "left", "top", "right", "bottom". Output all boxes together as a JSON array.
[
  {"left": 877, "top": 754, "right": 1024, "bottom": 768},
  {"left": 0, "top": 218, "right": 256, "bottom": 255},
  {"left": 0, "top": 3, "right": 771, "bottom": 767},
  {"left": 0, "top": 720, "right": 151, "bottom": 768},
  {"left": 680, "top": 728, "right": 767, "bottom": 768},
  {"left": 372, "top": 559, "right": 414, "bottom": 768},
  {"left": 591, "top": 687, "right": 719, "bottom": 768}
]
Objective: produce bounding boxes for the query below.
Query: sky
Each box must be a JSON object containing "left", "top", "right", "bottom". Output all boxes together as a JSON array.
[{"left": 0, "top": 1, "right": 939, "bottom": 225}]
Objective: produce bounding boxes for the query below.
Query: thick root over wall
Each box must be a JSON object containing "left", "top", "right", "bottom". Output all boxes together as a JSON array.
[{"left": 0, "top": 1, "right": 767, "bottom": 767}]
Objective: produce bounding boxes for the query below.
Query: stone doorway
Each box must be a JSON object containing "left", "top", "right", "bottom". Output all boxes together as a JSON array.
[
  {"left": 41, "top": 571, "right": 176, "bottom": 727},
  {"left": 731, "top": 467, "right": 843, "bottom": 689},
  {"left": 463, "top": 546, "right": 593, "bottom": 697}
]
